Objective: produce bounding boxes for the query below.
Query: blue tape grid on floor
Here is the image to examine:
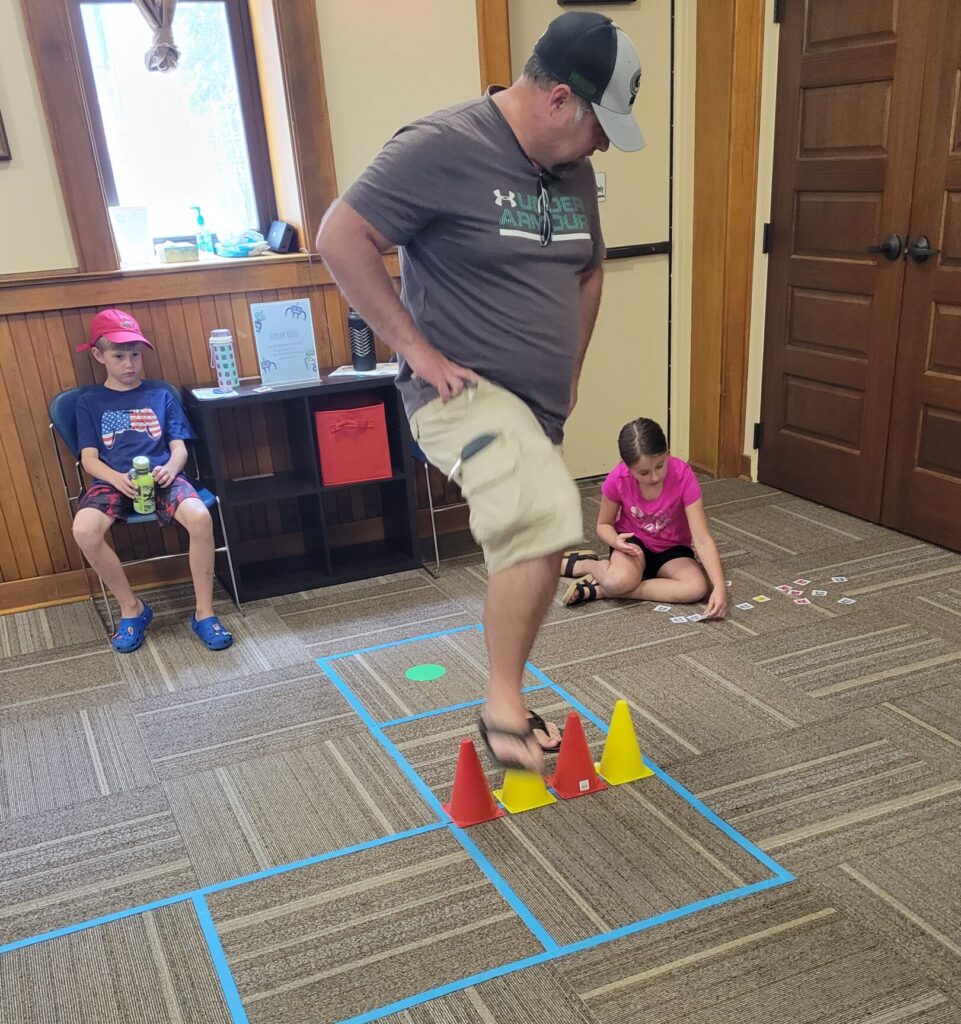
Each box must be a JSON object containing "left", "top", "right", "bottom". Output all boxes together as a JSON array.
[{"left": 0, "top": 623, "right": 794, "bottom": 1024}]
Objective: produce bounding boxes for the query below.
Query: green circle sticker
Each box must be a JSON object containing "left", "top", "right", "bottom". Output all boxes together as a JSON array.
[{"left": 405, "top": 664, "right": 447, "bottom": 682}]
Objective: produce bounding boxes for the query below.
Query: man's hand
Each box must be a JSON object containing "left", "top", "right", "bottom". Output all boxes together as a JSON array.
[
  {"left": 110, "top": 469, "right": 139, "bottom": 499},
  {"left": 152, "top": 463, "right": 176, "bottom": 488},
  {"left": 612, "top": 533, "right": 642, "bottom": 556},
  {"left": 703, "top": 586, "right": 728, "bottom": 620},
  {"left": 406, "top": 341, "right": 478, "bottom": 402}
]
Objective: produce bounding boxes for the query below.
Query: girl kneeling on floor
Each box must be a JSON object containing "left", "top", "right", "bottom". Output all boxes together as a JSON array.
[{"left": 561, "top": 417, "right": 728, "bottom": 619}]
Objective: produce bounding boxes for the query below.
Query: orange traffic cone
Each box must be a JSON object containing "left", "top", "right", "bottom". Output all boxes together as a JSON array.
[
  {"left": 443, "top": 738, "right": 504, "bottom": 827},
  {"left": 546, "top": 712, "right": 607, "bottom": 799}
]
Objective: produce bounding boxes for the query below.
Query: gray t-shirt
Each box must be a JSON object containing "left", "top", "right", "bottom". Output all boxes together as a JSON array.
[{"left": 343, "top": 90, "right": 604, "bottom": 443}]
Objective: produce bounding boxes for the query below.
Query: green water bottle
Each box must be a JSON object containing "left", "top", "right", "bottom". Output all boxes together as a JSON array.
[{"left": 130, "top": 456, "right": 156, "bottom": 514}]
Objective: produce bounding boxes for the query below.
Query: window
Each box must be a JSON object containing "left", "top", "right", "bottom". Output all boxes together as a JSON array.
[{"left": 75, "top": 0, "right": 274, "bottom": 253}]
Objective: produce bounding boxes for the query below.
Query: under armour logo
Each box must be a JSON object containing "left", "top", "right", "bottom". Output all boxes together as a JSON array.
[
  {"left": 493, "top": 189, "right": 517, "bottom": 208},
  {"left": 630, "top": 69, "right": 641, "bottom": 103}
]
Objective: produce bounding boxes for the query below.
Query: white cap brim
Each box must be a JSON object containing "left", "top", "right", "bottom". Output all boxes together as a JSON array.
[{"left": 593, "top": 103, "right": 645, "bottom": 152}]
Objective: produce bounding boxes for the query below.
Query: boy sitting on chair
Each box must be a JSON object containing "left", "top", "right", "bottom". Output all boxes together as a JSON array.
[{"left": 72, "top": 308, "right": 233, "bottom": 654}]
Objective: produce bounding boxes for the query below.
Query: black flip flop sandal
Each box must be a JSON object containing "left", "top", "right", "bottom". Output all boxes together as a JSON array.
[
  {"left": 563, "top": 575, "right": 598, "bottom": 607},
  {"left": 526, "top": 708, "right": 563, "bottom": 754},
  {"left": 478, "top": 716, "right": 541, "bottom": 771},
  {"left": 561, "top": 550, "right": 599, "bottom": 579}
]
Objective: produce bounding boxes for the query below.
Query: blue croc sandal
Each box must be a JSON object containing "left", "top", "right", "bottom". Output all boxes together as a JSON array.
[
  {"left": 112, "top": 601, "right": 153, "bottom": 654},
  {"left": 191, "top": 614, "right": 233, "bottom": 651}
]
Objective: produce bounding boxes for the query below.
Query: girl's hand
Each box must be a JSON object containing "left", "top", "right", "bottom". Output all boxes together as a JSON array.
[
  {"left": 703, "top": 586, "right": 728, "bottom": 620},
  {"left": 152, "top": 463, "right": 175, "bottom": 488},
  {"left": 613, "top": 533, "right": 642, "bottom": 556}
]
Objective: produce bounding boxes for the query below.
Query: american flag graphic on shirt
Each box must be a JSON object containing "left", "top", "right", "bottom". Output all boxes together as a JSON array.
[{"left": 101, "top": 408, "right": 162, "bottom": 448}]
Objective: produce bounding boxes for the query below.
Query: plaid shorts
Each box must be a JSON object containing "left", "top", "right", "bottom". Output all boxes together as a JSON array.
[{"left": 77, "top": 473, "right": 201, "bottom": 527}]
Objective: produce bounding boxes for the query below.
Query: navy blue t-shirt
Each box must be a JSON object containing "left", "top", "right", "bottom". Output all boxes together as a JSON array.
[{"left": 76, "top": 382, "right": 195, "bottom": 481}]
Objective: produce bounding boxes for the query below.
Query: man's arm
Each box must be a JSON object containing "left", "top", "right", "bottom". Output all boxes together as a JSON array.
[
  {"left": 569, "top": 263, "right": 604, "bottom": 416},
  {"left": 316, "top": 200, "right": 477, "bottom": 400}
]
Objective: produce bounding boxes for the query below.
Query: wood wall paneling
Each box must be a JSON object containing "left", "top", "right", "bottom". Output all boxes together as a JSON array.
[
  {"left": 476, "top": 0, "right": 513, "bottom": 89},
  {"left": 690, "top": 0, "right": 765, "bottom": 477}
]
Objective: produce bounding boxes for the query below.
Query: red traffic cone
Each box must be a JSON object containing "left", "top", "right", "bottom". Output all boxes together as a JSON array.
[
  {"left": 546, "top": 713, "right": 607, "bottom": 799},
  {"left": 443, "top": 738, "right": 504, "bottom": 827}
]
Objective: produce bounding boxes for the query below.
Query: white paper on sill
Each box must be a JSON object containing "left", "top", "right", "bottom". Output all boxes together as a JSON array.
[{"left": 191, "top": 387, "right": 239, "bottom": 400}]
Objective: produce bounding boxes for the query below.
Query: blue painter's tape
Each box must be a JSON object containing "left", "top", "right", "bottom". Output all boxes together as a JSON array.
[
  {"left": 317, "top": 657, "right": 556, "bottom": 953},
  {"left": 318, "top": 658, "right": 448, "bottom": 819},
  {"left": 0, "top": 823, "right": 447, "bottom": 960},
  {"left": 0, "top": 893, "right": 190, "bottom": 956},
  {"left": 450, "top": 825, "right": 557, "bottom": 952},
  {"left": 379, "top": 683, "right": 551, "bottom": 729},
  {"left": 540, "top": 676, "right": 793, "bottom": 882},
  {"left": 193, "top": 896, "right": 249, "bottom": 1024},
  {"left": 202, "top": 823, "right": 448, "bottom": 897},
  {"left": 336, "top": 873, "right": 792, "bottom": 1023},
  {"left": 326, "top": 624, "right": 479, "bottom": 661}
]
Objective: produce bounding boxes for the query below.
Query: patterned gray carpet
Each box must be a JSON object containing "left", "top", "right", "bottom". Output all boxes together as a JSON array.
[{"left": 0, "top": 478, "right": 959, "bottom": 1022}]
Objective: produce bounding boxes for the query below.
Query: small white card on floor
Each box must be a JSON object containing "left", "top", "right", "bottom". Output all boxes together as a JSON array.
[
  {"left": 788, "top": 588, "right": 804, "bottom": 597},
  {"left": 736, "top": 602, "right": 754, "bottom": 610},
  {"left": 670, "top": 616, "right": 688, "bottom": 624},
  {"left": 837, "top": 597, "right": 856, "bottom": 604},
  {"left": 794, "top": 598, "right": 811, "bottom": 606},
  {"left": 831, "top": 576, "right": 848, "bottom": 583},
  {"left": 776, "top": 585, "right": 792, "bottom": 593},
  {"left": 793, "top": 578, "right": 811, "bottom": 586},
  {"left": 687, "top": 614, "right": 703, "bottom": 622},
  {"left": 811, "top": 589, "right": 828, "bottom": 597},
  {"left": 654, "top": 604, "right": 673, "bottom": 612},
  {"left": 725, "top": 580, "right": 732, "bottom": 587}
]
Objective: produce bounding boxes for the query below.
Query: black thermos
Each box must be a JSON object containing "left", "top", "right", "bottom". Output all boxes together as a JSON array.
[{"left": 347, "top": 308, "right": 376, "bottom": 372}]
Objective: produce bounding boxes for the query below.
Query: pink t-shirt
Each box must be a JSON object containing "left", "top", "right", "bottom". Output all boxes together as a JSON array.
[{"left": 601, "top": 456, "right": 702, "bottom": 552}]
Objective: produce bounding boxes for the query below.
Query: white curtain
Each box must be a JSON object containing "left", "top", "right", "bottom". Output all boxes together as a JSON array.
[{"left": 132, "top": 0, "right": 179, "bottom": 72}]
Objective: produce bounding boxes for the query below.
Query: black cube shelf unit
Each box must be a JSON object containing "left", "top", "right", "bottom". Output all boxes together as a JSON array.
[{"left": 185, "top": 374, "right": 422, "bottom": 602}]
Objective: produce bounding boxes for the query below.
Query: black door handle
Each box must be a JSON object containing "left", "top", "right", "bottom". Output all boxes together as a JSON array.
[
  {"left": 905, "top": 235, "right": 941, "bottom": 263},
  {"left": 866, "top": 234, "right": 904, "bottom": 261}
]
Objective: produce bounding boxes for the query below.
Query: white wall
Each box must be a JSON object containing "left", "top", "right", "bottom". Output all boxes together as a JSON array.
[
  {"left": 509, "top": 0, "right": 677, "bottom": 477},
  {"left": 315, "top": 0, "right": 481, "bottom": 193},
  {"left": 0, "top": 0, "right": 77, "bottom": 276},
  {"left": 743, "top": 0, "right": 780, "bottom": 479}
]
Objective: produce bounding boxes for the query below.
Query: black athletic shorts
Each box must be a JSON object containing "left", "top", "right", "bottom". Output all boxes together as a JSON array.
[{"left": 610, "top": 536, "right": 697, "bottom": 581}]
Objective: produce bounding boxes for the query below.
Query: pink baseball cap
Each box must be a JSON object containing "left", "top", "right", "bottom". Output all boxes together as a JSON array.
[{"left": 76, "top": 308, "right": 154, "bottom": 352}]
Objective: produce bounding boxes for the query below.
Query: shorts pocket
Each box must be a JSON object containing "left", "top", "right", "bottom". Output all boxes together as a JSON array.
[{"left": 457, "top": 432, "right": 523, "bottom": 549}]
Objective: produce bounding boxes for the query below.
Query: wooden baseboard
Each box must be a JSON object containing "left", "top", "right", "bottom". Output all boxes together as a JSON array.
[
  {"left": 0, "top": 505, "right": 473, "bottom": 615},
  {"left": 739, "top": 454, "right": 754, "bottom": 481}
]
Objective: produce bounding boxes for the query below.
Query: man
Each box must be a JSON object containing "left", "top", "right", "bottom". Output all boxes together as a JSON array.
[{"left": 317, "top": 12, "right": 644, "bottom": 773}]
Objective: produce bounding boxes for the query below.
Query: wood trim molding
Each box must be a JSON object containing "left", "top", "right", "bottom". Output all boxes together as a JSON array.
[
  {"left": 689, "top": 0, "right": 765, "bottom": 478},
  {"left": 19, "top": 0, "right": 119, "bottom": 273},
  {"left": 271, "top": 0, "right": 339, "bottom": 251},
  {"left": 476, "top": 0, "right": 513, "bottom": 90}
]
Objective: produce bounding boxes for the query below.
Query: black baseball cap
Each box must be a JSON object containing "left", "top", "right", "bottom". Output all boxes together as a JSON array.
[{"left": 533, "top": 12, "right": 644, "bottom": 152}]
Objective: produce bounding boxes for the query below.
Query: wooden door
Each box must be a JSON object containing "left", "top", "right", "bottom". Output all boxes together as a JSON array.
[
  {"left": 881, "top": 1, "right": 961, "bottom": 550},
  {"left": 758, "top": 0, "right": 930, "bottom": 518}
]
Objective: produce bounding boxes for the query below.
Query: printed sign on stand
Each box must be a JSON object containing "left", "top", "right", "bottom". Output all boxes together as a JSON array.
[{"left": 250, "top": 297, "right": 320, "bottom": 387}]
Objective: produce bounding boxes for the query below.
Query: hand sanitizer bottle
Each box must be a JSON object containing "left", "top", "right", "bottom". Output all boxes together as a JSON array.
[{"left": 190, "top": 206, "right": 215, "bottom": 254}]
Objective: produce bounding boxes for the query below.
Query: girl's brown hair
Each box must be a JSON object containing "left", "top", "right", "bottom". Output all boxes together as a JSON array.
[{"left": 617, "top": 417, "right": 667, "bottom": 465}]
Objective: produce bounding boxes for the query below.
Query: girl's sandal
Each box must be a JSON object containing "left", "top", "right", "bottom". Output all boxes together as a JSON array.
[
  {"left": 561, "top": 550, "right": 598, "bottom": 579},
  {"left": 562, "top": 574, "right": 598, "bottom": 607}
]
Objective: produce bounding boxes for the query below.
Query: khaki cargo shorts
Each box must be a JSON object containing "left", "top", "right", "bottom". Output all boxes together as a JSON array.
[{"left": 410, "top": 379, "right": 583, "bottom": 574}]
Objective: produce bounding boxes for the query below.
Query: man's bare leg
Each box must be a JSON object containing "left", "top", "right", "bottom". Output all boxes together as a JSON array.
[{"left": 482, "top": 551, "right": 559, "bottom": 772}]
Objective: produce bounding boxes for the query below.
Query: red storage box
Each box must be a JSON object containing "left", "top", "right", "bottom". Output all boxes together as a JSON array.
[{"left": 314, "top": 395, "right": 392, "bottom": 485}]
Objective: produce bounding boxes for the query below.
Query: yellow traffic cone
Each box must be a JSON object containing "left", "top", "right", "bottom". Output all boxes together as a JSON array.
[
  {"left": 493, "top": 769, "right": 557, "bottom": 814},
  {"left": 596, "top": 700, "right": 654, "bottom": 785}
]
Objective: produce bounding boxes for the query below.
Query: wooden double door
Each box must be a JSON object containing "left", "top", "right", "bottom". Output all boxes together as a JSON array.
[{"left": 760, "top": 0, "right": 961, "bottom": 551}]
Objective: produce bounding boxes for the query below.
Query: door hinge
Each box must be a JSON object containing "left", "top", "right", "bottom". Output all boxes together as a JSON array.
[
  {"left": 773, "top": 0, "right": 783, "bottom": 23},
  {"left": 753, "top": 422, "right": 763, "bottom": 450},
  {"left": 762, "top": 222, "right": 772, "bottom": 254}
]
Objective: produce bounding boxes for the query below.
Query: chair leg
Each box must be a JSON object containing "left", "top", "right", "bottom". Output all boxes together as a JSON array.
[
  {"left": 423, "top": 462, "right": 441, "bottom": 579},
  {"left": 79, "top": 550, "right": 112, "bottom": 636},
  {"left": 215, "top": 497, "right": 244, "bottom": 615},
  {"left": 98, "top": 572, "right": 115, "bottom": 634}
]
